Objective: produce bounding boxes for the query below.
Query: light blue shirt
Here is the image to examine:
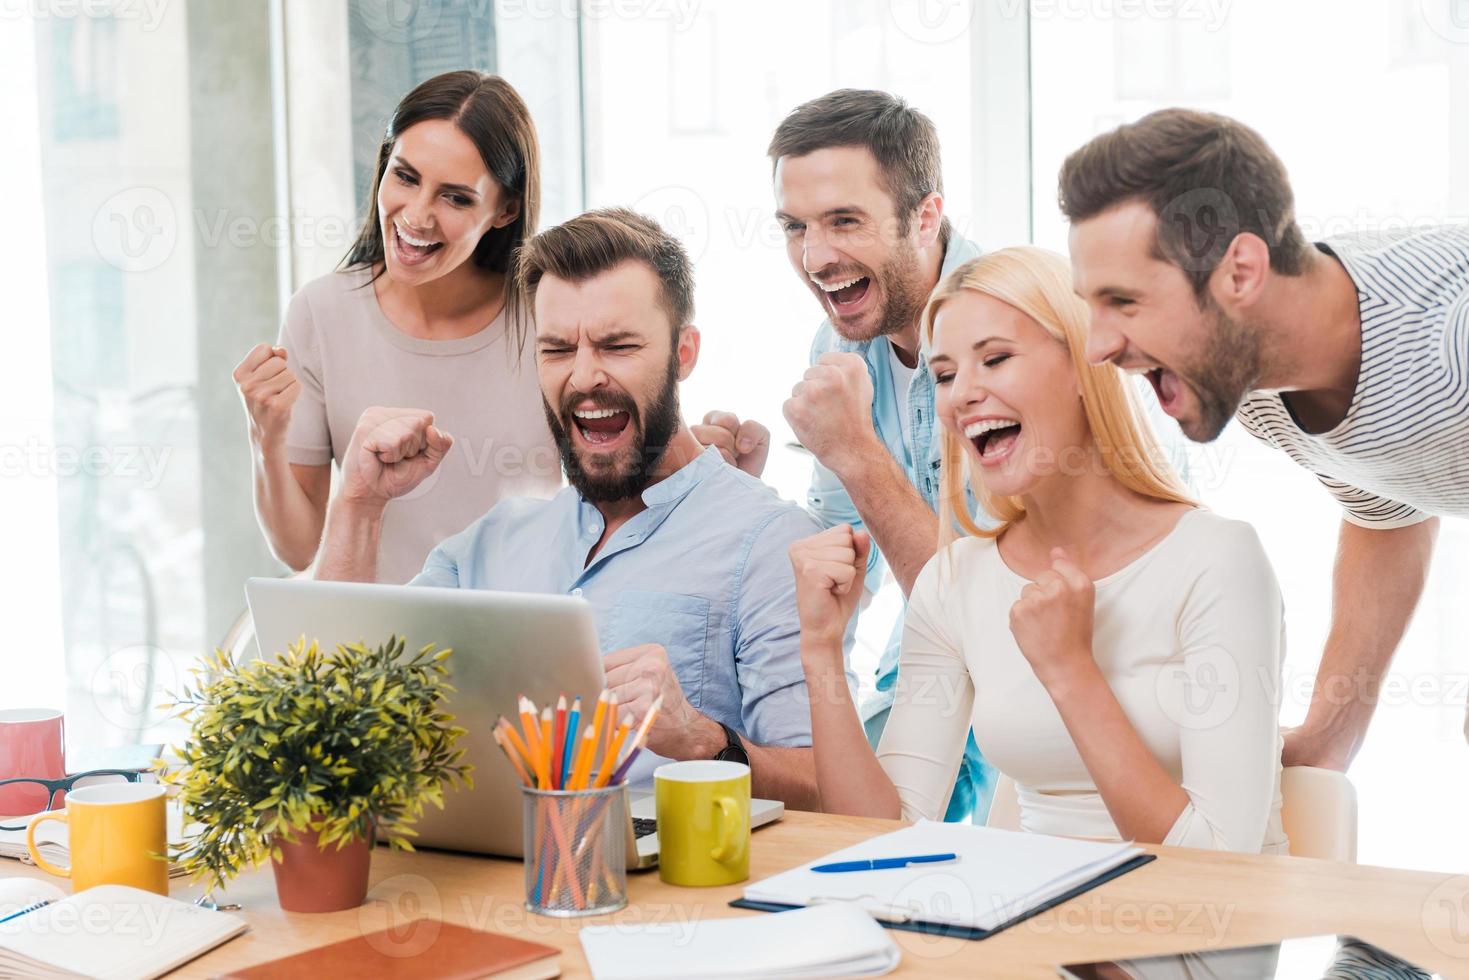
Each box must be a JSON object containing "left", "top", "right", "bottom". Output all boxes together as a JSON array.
[
  {"left": 806, "top": 232, "right": 985, "bottom": 714},
  {"left": 410, "top": 446, "right": 839, "bottom": 781}
]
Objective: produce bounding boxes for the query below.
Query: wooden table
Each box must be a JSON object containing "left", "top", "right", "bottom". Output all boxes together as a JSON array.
[{"left": 11, "top": 810, "right": 1469, "bottom": 977}]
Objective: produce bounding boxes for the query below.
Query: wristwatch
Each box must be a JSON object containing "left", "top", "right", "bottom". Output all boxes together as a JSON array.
[{"left": 713, "top": 722, "right": 750, "bottom": 767}]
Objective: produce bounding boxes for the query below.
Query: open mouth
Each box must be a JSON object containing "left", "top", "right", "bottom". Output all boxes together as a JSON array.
[
  {"left": 392, "top": 222, "right": 444, "bottom": 266},
  {"left": 571, "top": 406, "right": 633, "bottom": 449},
  {"left": 1143, "top": 367, "right": 1186, "bottom": 418},
  {"left": 964, "top": 417, "right": 1022, "bottom": 465},
  {"left": 814, "top": 273, "right": 872, "bottom": 317}
]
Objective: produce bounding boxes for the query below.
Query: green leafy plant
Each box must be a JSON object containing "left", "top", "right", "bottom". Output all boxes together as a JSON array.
[{"left": 160, "top": 635, "right": 472, "bottom": 893}]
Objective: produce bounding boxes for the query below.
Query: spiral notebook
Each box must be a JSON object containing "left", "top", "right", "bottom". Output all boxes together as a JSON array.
[
  {"left": 732, "top": 820, "right": 1154, "bottom": 941},
  {"left": 0, "top": 884, "right": 246, "bottom": 979}
]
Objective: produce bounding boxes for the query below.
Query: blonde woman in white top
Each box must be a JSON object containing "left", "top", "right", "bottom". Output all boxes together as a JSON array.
[{"left": 790, "top": 246, "right": 1287, "bottom": 853}]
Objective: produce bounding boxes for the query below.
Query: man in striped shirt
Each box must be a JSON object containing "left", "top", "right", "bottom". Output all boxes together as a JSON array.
[{"left": 1059, "top": 108, "right": 1466, "bottom": 773}]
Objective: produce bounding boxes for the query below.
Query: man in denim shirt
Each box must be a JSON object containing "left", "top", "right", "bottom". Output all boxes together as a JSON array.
[
  {"left": 316, "top": 209, "right": 837, "bottom": 807},
  {"left": 696, "top": 90, "right": 994, "bottom": 822}
]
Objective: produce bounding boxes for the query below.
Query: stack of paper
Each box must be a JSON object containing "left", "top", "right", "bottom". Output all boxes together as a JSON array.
[
  {"left": 743, "top": 820, "right": 1145, "bottom": 934},
  {"left": 579, "top": 902, "right": 900, "bottom": 979}
]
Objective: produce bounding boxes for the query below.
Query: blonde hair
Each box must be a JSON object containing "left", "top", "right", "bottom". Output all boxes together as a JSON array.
[{"left": 924, "top": 246, "right": 1194, "bottom": 546}]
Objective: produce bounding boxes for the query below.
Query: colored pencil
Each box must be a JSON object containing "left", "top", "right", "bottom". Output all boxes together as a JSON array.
[
  {"left": 518, "top": 696, "right": 542, "bottom": 766},
  {"left": 608, "top": 697, "right": 662, "bottom": 786},
  {"left": 551, "top": 694, "right": 568, "bottom": 789},
  {"left": 586, "top": 690, "right": 611, "bottom": 777},
  {"left": 498, "top": 715, "right": 536, "bottom": 774},
  {"left": 568, "top": 724, "right": 597, "bottom": 790},
  {"left": 561, "top": 697, "right": 582, "bottom": 788},
  {"left": 492, "top": 725, "right": 533, "bottom": 787},
  {"left": 593, "top": 715, "right": 632, "bottom": 788},
  {"left": 538, "top": 708, "right": 553, "bottom": 788}
]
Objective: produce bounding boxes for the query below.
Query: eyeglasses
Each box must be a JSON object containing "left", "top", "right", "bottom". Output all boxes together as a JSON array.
[{"left": 0, "top": 770, "right": 149, "bottom": 831}]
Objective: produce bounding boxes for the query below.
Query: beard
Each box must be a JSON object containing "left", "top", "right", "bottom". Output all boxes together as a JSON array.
[
  {"left": 1177, "top": 299, "right": 1262, "bottom": 443},
  {"left": 825, "top": 238, "right": 930, "bottom": 344},
  {"left": 543, "top": 349, "right": 683, "bottom": 503}
]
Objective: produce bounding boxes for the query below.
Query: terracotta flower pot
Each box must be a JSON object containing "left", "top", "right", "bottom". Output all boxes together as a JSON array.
[{"left": 270, "top": 824, "right": 374, "bottom": 913}]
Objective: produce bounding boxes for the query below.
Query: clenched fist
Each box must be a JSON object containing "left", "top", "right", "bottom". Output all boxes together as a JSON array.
[
  {"left": 340, "top": 407, "right": 454, "bottom": 506},
  {"left": 782, "top": 352, "right": 879, "bottom": 476},
  {"left": 789, "top": 524, "right": 870, "bottom": 649},
  {"left": 693, "top": 411, "right": 771, "bottom": 477},
  {"left": 603, "top": 643, "right": 702, "bottom": 759},
  {"left": 1009, "top": 547, "right": 1096, "bottom": 687},
  {"left": 233, "top": 343, "right": 299, "bottom": 447}
]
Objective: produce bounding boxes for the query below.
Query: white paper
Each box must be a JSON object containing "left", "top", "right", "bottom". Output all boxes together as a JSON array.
[
  {"left": 743, "top": 820, "right": 1141, "bottom": 932},
  {"left": 0, "top": 884, "right": 246, "bottom": 980},
  {"left": 579, "top": 902, "right": 900, "bottom": 980}
]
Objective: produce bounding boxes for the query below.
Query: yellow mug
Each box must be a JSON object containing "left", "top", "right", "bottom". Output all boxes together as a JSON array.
[
  {"left": 26, "top": 783, "right": 168, "bottom": 895},
  {"left": 654, "top": 760, "right": 750, "bottom": 886}
]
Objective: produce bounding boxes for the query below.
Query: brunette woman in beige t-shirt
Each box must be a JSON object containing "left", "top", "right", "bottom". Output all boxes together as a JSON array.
[{"left": 231, "top": 72, "right": 559, "bottom": 583}]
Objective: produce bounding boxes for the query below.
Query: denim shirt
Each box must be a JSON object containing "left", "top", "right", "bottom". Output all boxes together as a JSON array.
[
  {"left": 412, "top": 447, "right": 845, "bottom": 783},
  {"left": 806, "top": 233, "right": 985, "bottom": 714}
]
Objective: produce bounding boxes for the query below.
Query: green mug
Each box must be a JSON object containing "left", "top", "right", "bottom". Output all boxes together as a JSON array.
[{"left": 654, "top": 760, "right": 750, "bottom": 886}]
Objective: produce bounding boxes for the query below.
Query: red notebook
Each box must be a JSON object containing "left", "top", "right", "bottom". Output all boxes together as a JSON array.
[{"left": 217, "top": 920, "right": 560, "bottom": 980}]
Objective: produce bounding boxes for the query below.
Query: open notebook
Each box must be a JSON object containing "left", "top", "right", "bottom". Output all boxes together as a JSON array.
[
  {"left": 0, "top": 883, "right": 245, "bottom": 979},
  {"left": 735, "top": 820, "right": 1153, "bottom": 940}
]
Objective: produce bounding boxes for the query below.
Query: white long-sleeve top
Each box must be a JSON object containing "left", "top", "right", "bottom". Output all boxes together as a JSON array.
[{"left": 878, "top": 508, "right": 1288, "bottom": 854}]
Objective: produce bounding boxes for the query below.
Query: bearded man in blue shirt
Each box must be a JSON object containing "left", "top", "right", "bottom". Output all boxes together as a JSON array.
[{"left": 316, "top": 208, "right": 839, "bottom": 808}]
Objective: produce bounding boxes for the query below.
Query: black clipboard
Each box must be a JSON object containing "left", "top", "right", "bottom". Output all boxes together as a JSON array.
[{"left": 729, "top": 851, "right": 1157, "bottom": 942}]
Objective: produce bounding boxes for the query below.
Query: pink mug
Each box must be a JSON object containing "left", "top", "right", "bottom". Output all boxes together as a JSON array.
[{"left": 0, "top": 709, "right": 66, "bottom": 817}]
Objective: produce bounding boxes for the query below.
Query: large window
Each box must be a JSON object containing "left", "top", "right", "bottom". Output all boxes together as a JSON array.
[
  {"left": 581, "top": 0, "right": 984, "bottom": 693},
  {"left": 1031, "top": 0, "right": 1469, "bottom": 871},
  {"left": 8, "top": 0, "right": 1468, "bottom": 875}
]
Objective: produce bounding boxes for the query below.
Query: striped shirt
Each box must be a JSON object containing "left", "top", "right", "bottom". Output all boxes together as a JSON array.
[{"left": 1236, "top": 226, "right": 1469, "bottom": 528}]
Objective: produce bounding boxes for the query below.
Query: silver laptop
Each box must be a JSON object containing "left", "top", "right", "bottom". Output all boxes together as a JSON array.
[{"left": 246, "top": 578, "right": 782, "bottom": 869}]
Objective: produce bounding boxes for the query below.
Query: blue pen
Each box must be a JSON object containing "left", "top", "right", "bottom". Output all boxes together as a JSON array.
[
  {"left": 0, "top": 899, "right": 53, "bottom": 924},
  {"left": 811, "top": 852, "right": 959, "bottom": 874},
  {"left": 561, "top": 698, "right": 581, "bottom": 788}
]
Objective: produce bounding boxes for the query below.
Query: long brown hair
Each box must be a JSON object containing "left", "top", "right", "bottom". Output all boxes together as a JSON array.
[{"left": 342, "top": 70, "right": 541, "bottom": 343}]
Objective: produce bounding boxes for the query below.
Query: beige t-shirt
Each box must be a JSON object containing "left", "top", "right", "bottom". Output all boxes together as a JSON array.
[{"left": 280, "top": 266, "right": 561, "bottom": 583}]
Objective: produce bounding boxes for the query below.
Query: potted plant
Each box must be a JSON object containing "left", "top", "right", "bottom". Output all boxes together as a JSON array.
[{"left": 161, "top": 635, "right": 471, "bottom": 912}]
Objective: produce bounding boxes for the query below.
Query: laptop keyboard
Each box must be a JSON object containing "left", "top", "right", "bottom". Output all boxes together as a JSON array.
[{"left": 632, "top": 817, "right": 658, "bottom": 839}]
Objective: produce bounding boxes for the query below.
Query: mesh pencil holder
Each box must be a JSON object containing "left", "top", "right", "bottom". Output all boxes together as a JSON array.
[{"left": 522, "top": 783, "right": 628, "bottom": 917}]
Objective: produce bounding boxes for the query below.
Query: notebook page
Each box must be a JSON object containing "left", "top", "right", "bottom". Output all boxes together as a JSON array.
[
  {"left": 579, "top": 902, "right": 900, "bottom": 979},
  {"left": 744, "top": 820, "right": 1140, "bottom": 931},
  {"left": 0, "top": 884, "right": 246, "bottom": 980}
]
